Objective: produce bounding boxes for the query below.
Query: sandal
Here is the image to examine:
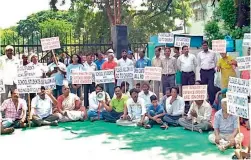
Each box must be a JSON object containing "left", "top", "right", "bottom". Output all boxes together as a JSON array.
[
  {"left": 144, "top": 124, "right": 151, "bottom": 129},
  {"left": 160, "top": 123, "right": 168, "bottom": 130}
]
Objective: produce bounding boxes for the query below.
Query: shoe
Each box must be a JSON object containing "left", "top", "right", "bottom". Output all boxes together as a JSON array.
[
  {"left": 144, "top": 124, "right": 152, "bottom": 129},
  {"left": 1, "top": 127, "right": 15, "bottom": 134},
  {"left": 50, "top": 121, "right": 58, "bottom": 126}
]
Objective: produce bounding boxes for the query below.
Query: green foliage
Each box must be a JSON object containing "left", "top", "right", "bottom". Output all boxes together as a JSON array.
[
  {"left": 217, "top": 0, "right": 236, "bottom": 30},
  {"left": 204, "top": 20, "right": 224, "bottom": 46}
]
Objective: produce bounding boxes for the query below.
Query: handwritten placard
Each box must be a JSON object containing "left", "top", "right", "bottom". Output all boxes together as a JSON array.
[
  {"left": 40, "top": 37, "right": 61, "bottom": 51},
  {"left": 115, "top": 66, "right": 134, "bottom": 79},
  {"left": 174, "top": 37, "right": 191, "bottom": 47},
  {"left": 158, "top": 33, "right": 174, "bottom": 43},
  {"left": 133, "top": 68, "right": 145, "bottom": 81},
  {"left": 94, "top": 70, "right": 115, "bottom": 84},
  {"left": 72, "top": 71, "right": 92, "bottom": 84},
  {"left": 0, "top": 79, "right": 5, "bottom": 93},
  {"left": 236, "top": 56, "right": 251, "bottom": 71},
  {"left": 17, "top": 66, "right": 36, "bottom": 78},
  {"left": 182, "top": 85, "right": 207, "bottom": 101},
  {"left": 243, "top": 33, "right": 251, "bottom": 47},
  {"left": 144, "top": 67, "right": 162, "bottom": 81},
  {"left": 212, "top": 40, "right": 226, "bottom": 53},
  {"left": 228, "top": 77, "right": 250, "bottom": 96},
  {"left": 226, "top": 92, "right": 249, "bottom": 119}
]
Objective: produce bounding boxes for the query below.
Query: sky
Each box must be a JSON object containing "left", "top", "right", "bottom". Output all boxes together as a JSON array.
[{"left": 0, "top": 0, "right": 144, "bottom": 29}]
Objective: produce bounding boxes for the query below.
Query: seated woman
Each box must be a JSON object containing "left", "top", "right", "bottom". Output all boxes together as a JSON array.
[
  {"left": 55, "top": 84, "right": 86, "bottom": 122},
  {"left": 213, "top": 88, "right": 227, "bottom": 111}
]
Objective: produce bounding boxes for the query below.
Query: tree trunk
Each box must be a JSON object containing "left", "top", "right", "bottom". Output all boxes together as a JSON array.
[{"left": 236, "top": 0, "right": 250, "bottom": 27}]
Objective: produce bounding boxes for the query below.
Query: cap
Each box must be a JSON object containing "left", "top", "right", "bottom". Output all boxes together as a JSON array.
[
  {"left": 5, "top": 45, "right": 14, "bottom": 51},
  {"left": 29, "top": 53, "right": 38, "bottom": 61},
  {"left": 107, "top": 49, "right": 114, "bottom": 53},
  {"left": 128, "top": 50, "right": 133, "bottom": 55}
]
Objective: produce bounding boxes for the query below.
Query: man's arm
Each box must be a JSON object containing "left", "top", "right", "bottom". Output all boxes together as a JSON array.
[
  {"left": 103, "top": 99, "right": 113, "bottom": 111},
  {"left": 197, "top": 52, "right": 201, "bottom": 68},
  {"left": 193, "top": 55, "right": 197, "bottom": 68},
  {"left": 230, "top": 116, "right": 239, "bottom": 138},
  {"left": 89, "top": 94, "right": 99, "bottom": 110},
  {"left": 177, "top": 57, "right": 181, "bottom": 71},
  {"left": 21, "top": 100, "right": 28, "bottom": 122}
]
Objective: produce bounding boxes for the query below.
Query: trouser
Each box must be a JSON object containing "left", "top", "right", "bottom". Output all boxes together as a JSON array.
[
  {"left": 69, "top": 84, "right": 81, "bottom": 97},
  {"left": 32, "top": 114, "right": 59, "bottom": 126},
  {"left": 105, "top": 83, "right": 115, "bottom": 98},
  {"left": 208, "top": 133, "right": 244, "bottom": 145},
  {"left": 147, "top": 110, "right": 164, "bottom": 126},
  {"left": 200, "top": 69, "right": 215, "bottom": 105},
  {"left": 2, "top": 118, "right": 24, "bottom": 128},
  {"left": 1, "top": 84, "right": 16, "bottom": 103},
  {"left": 102, "top": 110, "right": 123, "bottom": 123},
  {"left": 162, "top": 74, "right": 175, "bottom": 95},
  {"left": 87, "top": 110, "right": 103, "bottom": 119},
  {"left": 178, "top": 118, "right": 212, "bottom": 132},
  {"left": 116, "top": 117, "right": 149, "bottom": 127},
  {"left": 181, "top": 71, "right": 195, "bottom": 85},
  {"left": 53, "top": 85, "right": 63, "bottom": 98},
  {"left": 55, "top": 110, "right": 84, "bottom": 122},
  {"left": 152, "top": 81, "right": 160, "bottom": 99},
  {"left": 163, "top": 115, "right": 181, "bottom": 126},
  {"left": 84, "top": 83, "right": 95, "bottom": 107}
]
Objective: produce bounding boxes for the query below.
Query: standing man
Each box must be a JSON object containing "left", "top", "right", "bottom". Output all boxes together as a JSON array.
[
  {"left": 197, "top": 41, "right": 217, "bottom": 105},
  {"left": 0, "top": 45, "right": 20, "bottom": 103},
  {"left": 135, "top": 50, "right": 151, "bottom": 68},
  {"left": 177, "top": 45, "right": 197, "bottom": 85},
  {"left": 117, "top": 49, "right": 134, "bottom": 89},
  {"left": 161, "top": 47, "right": 177, "bottom": 95},
  {"left": 152, "top": 47, "right": 162, "bottom": 98},
  {"left": 127, "top": 50, "right": 136, "bottom": 66},
  {"left": 95, "top": 52, "right": 106, "bottom": 70}
]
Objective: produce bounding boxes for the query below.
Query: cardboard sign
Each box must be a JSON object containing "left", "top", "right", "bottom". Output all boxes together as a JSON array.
[
  {"left": 134, "top": 68, "right": 144, "bottom": 81},
  {"left": 0, "top": 79, "right": 5, "bottom": 93},
  {"left": 182, "top": 85, "right": 207, "bottom": 101},
  {"left": 115, "top": 66, "right": 134, "bottom": 79},
  {"left": 228, "top": 77, "right": 250, "bottom": 96},
  {"left": 158, "top": 33, "right": 174, "bottom": 43},
  {"left": 236, "top": 56, "right": 251, "bottom": 71},
  {"left": 72, "top": 71, "right": 92, "bottom": 84},
  {"left": 174, "top": 37, "right": 191, "bottom": 47},
  {"left": 243, "top": 33, "right": 251, "bottom": 47},
  {"left": 94, "top": 70, "right": 115, "bottom": 84},
  {"left": 40, "top": 37, "right": 61, "bottom": 51},
  {"left": 144, "top": 67, "right": 162, "bottom": 81},
  {"left": 0, "top": 58, "right": 4, "bottom": 70},
  {"left": 17, "top": 66, "right": 36, "bottom": 78},
  {"left": 17, "top": 77, "right": 56, "bottom": 93},
  {"left": 212, "top": 40, "right": 226, "bottom": 53},
  {"left": 226, "top": 92, "right": 249, "bottom": 119}
]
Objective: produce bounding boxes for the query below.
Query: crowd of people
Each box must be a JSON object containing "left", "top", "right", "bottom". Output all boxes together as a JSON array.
[{"left": 0, "top": 41, "right": 250, "bottom": 153}]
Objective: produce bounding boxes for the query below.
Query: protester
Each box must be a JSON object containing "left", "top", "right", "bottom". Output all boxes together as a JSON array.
[
  {"left": 127, "top": 50, "right": 136, "bottom": 65},
  {"left": 159, "top": 87, "right": 171, "bottom": 109},
  {"left": 28, "top": 53, "right": 48, "bottom": 78},
  {"left": 152, "top": 47, "right": 162, "bottom": 99},
  {"left": 0, "top": 111, "right": 15, "bottom": 134},
  {"left": 105, "top": 49, "right": 118, "bottom": 62},
  {"left": 22, "top": 53, "right": 29, "bottom": 66},
  {"left": 95, "top": 52, "right": 106, "bottom": 70},
  {"left": 113, "top": 81, "right": 130, "bottom": 98},
  {"left": 136, "top": 83, "right": 141, "bottom": 91},
  {"left": 135, "top": 50, "right": 151, "bottom": 68},
  {"left": 138, "top": 82, "right": 156, "bottom": 109}
]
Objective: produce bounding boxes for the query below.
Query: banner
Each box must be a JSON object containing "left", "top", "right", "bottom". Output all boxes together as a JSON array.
[
  {"left": 212, "top": 40, "right": 226, "bottom": 53},
  {"left": 72, "top": 71, "right": 92, "bottom": 84},
  {"left": 144, "top": 67, "right": 162, "bottom": 81},
  {"left": 158, "top": 33, "right": 174, "bottom": 43},
  {"left": 228, "top": 77, "right": 250, "bottom": 96},
  {"left": 226, "top": 92, "right": 249, "bottom": 119},
  {"left": 40, "top": 37, "right": 61, "bottom": 51},
  {"left": 134, "top": 68, "right": 144, "bottom": 81},
  {"left": 243, "top": 33, "right": 251, "bottom": 47},
  {"left": 236, "top": 56, "right": 251, "bottom": 71},
  {"left": 115, "top": 66, "right": 134, "bottom": 79},
  {"left": 0, "top": 79, "right": 5, "bottom": 93},
  {"left": 182, "top": 85, "right": 207, "bottom": 101},
  {"left": 17, "top": 65, "right": 36, "bottom": 78},
  {"left": 174, "top": 37, "right": 191, "bottom": 47},
  {"left": 94, "top": 70, "right": 115, "bottom": 84}
]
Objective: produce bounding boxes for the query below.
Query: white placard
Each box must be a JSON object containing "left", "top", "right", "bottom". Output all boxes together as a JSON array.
[
  {"left": 72, "top": 71, "right": 92, "bottom": 84},
  {"left": 182, "top": 85, "right": 208, "bottom": 101},
  {"left": 236, "top": 56, "right": 251, "bottom": 71},
  {"left": 133, "top": 68, "right": 145, "bottom": 81},
  {"left": 144, "top": 67, "right": 162, "bottom": 81},
  {"left": 158, "top": 33, "right": 174, "bottom": 43},
  {"left": 40, "top": 37, "right": 61, "bottom": 51},
  {"left": 115, "top": 66, "right": 134, "bottom": 79},
  {"left": 17, "top": 65, "right": 36, "bottom": 78},
  {"left": 0, "top": 79, "right": 5, "bottom": 93},
  {"left": 226, "top": 92, "right": 249, "bottom": 119},
  {"left": 228, "top": 77, "right": 250, "bottom": 96},
  {"left": 94, "top": 70, "right": 115, "bottom": 84},
  {"left": 212, "top": 40, "right": 226, "bottom": 53},
  {"left": 174, "top": 37, "right": 191, "bottom": 47},
  {"left": 0, "top": 58, "right": 4, "bottom": 70},
  {"left": 243, "top": 33, "right": 251, "bottom": 47}
]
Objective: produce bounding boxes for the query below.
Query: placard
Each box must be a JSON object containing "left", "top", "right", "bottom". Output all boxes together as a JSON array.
[
  {"left": 115, "top": 66, "right": 134, "bottom": 79},
  {"left": 40, "top": 37, "right": 61, "bottom": 51},
  {"left": 174, "top": 37, "right": 191, "bottom": 47},
  {"left": 72, "top": 71, "right": 92, "bottom": 84},
  {"left": 0, "top": 79, "right": 5, "bottom": 93},
  {"left": 226, "top": 92, "right": 249, "bottom": 119},
  {"left": 243, "top": 33, "right": 251, "bottom": 47},
  {"left": 158, "top": 33, "right": 174, "bottom": 43},
  {"left": 133, "top": 68, "right": 144, "bottom": 81},
  {"left": 182, "top": 85, "right": 207, "bottom": 101},
  {"left": 144, "top": 67, "right": 162, "bottom": 81},
  {"left": 94, "top": 70, "right": 115, "bottom": 84},
  {"left": 212, "top": 40, "right": 226, "bottom": 53},
  {"left": 236, "top": 56, "right": 251, "bottom": 71},
  {"left": 228, "top": 77, "right": 250, "bottom": 96},
  {"left": 17, "top": 65, "right": 36, "bottom": 78}
]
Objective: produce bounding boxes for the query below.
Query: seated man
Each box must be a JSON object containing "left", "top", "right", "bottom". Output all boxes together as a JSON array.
[
  {"left": 88, "top": 84, "right": 111, "bottom": 122},
  {"left": 163, "top": 87, "right": 185, "bottom": 127},
  {"left": 55, "top": 84, "right": 86, "bottom": 122},
  {"left": 208, "top": 98, "right": 244, "bottom": 151},
  {"left": 102, "top": 86, "right": 128, "bottom": 123},
  {"left": 113, "top": 81, "right": 130, "bottom": 98},
  {"left": 0, "top": 112, "right": 15, "bottom": 134},
  {"left": 179, "top": 100, "right": 212, "bottom": 133},
  {"left": 138, "top": 82, "right": 156, "bottom": 109},
  {"left": 1, "top": 89, "right": 27, "bottom": 128},
  {"left": 159, "top": 87, "right": 171, "bottom": 109},
  {"left": 144, "top": 95, "right": 167, "bottom": 129},
  {"left": 116, "top": 88, "right": 147, "bottom": 127},
  {"left": 30, "top": 86, "right": 59, "bottom": 127}
]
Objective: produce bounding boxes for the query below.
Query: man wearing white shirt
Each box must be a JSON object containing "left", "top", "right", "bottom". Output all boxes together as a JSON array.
[
  {"left": 197, "top": 41, "right": 217, "bottom": 105},
  {"left": 163, "top": 87, "right": 185, "bottom": 127},
  {"left": 117, "top": 50, "right": 134, "bottom": 89},
  {"left": 138, "top": 82, "right": 156, "bottom": 109},
  {"left": 27, "top": 53, "right": 48, "bottom": 78},
  {"left": 105, "top": 49, "right": 118, "bottom": 62},
  {"left": 177, "top": 45, "right": 197, "bottom": 85}
]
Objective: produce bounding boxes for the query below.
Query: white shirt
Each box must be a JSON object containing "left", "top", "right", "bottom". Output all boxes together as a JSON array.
[
  {"left": 126, "top": 97, "right": 146, "bottom": 120},
  {"left": 177, "top": 53, "right": 197, "bottom": 72},
  {"left": 31, "top": 95, "right": 52, "bottom": 119},
  {"left": 138, "top": 91, "right": 156, "bottom": 108},
  {"left": 197, "top": 50, "right": 217, "bottom": 70},
  {"left": 165, "top": 95, "right": 185, "bottom": 116},
  {"left": 0, "top": 55, "right": 20, "bottom": 85},
  {"left": 88, "top": 91, "right": 111, "bottom": 111},
  {"left": 27, "top": 62, "right": 48, "bottom": 78},
  {"left": 83, "top": 62, "right": 97, "bottom": 71},
  {"left": 187, "top": 101, "right": 212, "bottom": 123},
  {"left": 117, "top": 58, "right": 134, "bottom": 67}
]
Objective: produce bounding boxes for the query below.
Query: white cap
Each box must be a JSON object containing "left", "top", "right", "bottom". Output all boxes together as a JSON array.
[
  {"left": 107, "top": 49, "right": 114, "bottom": 53},
  {"left": 29, "top": 53, "right": 38, "bottom": 61},
  {"left": 5, "top": 45, "right": 14, "bottom": 51}
]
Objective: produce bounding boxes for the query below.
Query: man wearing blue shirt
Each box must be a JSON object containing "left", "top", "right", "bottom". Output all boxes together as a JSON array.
[
  {"left": 135, "top": 50, "right": 151, "bottom": 68},
  {"left": 95, "top": 52, "right": 106, "bottom": 70}
]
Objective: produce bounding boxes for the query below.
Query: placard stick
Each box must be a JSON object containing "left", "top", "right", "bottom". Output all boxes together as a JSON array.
[
  {"left": 192, "top": 117, "right": 194, "bottom": 132},
  {"left": 28, "top": 93, "right": 31, "bottom": 128},
  {"left": 51, "top": 49, "right": 58, "bottom": 66},
  {"left": 153, "top": 80, "right": 155, "bottom": 94},
  {"left": 124, "top": 81, "right": 127, "bottom": 94},
  {"left": 237, "top": 117, "right": 243, "bottom": 159}
]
